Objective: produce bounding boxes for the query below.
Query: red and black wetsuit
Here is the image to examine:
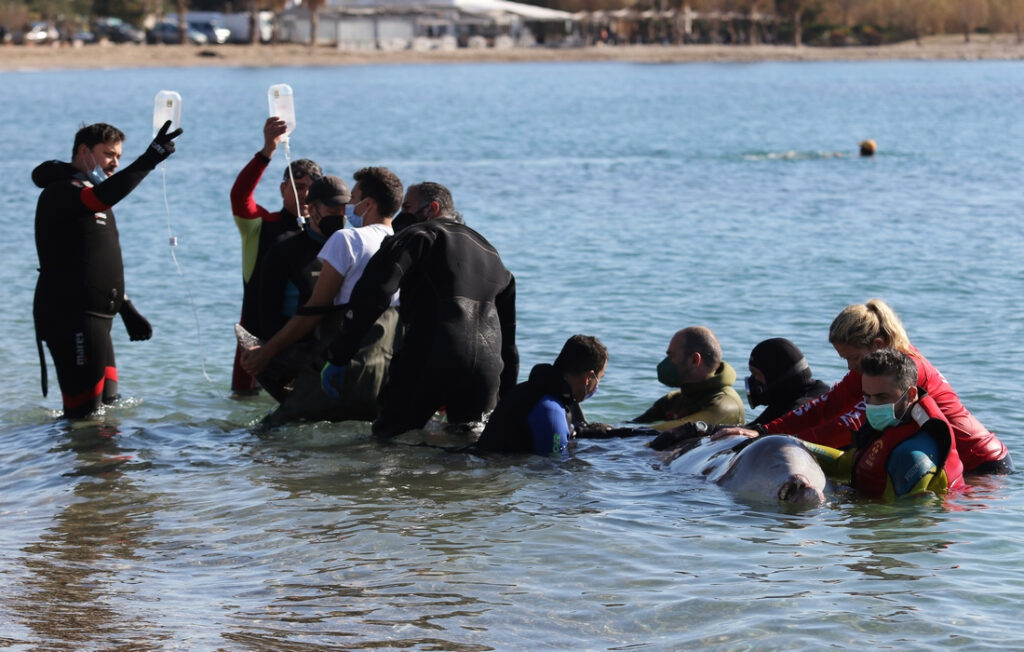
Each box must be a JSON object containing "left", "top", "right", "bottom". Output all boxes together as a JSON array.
[
  {"left": 33, "top": 155, "right": 158, "bottom": 418},
  {"left": 229, "top": 152, "right": 302, "bottom": 393}
]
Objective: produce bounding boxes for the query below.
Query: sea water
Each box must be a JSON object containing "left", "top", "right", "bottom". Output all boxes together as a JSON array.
[{"left": 0, "top": 60, "right": 1022, "bottom": 649}]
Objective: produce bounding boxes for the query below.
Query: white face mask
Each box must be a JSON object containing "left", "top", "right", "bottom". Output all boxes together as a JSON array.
[{"left": 345, "top": 200, "right": 365, "bottom": 228}]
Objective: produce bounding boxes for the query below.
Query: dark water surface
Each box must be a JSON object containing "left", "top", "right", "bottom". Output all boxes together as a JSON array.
[{"left": 1, "top": 60, "right": 1022, "bottom": 649}]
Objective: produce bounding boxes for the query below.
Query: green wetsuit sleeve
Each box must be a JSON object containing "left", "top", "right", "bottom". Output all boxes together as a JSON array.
[
  {"left": 651, "top": 400, "right": 746, "bottom": 432},
  {"left": 235, "top": 216, "right": 263, "bottom": 283}
]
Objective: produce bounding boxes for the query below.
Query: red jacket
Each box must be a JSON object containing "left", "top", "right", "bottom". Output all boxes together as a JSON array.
[
  {"left": 852, "top": 392, "right": 965, "bottom": 498},
  {"left": 764, "top": 346, "right": 1006, "bottom": 471}
]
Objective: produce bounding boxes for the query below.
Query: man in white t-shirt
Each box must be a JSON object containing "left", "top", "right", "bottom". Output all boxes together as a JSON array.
[{"left": 241, "top": 167, "right": 404, "bottom": 423}]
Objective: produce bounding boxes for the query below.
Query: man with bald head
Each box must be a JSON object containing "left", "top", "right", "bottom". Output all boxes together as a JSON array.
[{"left": 634, "top": 326, "right": 745, "bottom": 431}]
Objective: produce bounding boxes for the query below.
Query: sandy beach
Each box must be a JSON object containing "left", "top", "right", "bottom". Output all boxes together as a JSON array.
[{"left": 3, "top": 33, "right": 1024, "bottom": 71}]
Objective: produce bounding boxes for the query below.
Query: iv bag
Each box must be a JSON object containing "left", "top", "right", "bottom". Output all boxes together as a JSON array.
[
  {"left": 153, "top": 90, "right": 182, "bottom": 137},
  {"left": 268, "top": 83, "right": 296, "bottom": 139}
]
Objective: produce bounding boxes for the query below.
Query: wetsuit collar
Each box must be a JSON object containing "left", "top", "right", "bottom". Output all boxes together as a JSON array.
[
  {"left": 303, "top": 221, "right": 327, "bottom": 244},
  {"left": 680, "top": 361, "right": 737, "bottom": 395}
]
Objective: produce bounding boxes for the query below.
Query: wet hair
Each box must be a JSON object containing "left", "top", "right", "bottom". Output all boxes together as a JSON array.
[
  {"left": 72, "top": 123, "right": 125, "bottom": 158},
  {"left": 283, "top": 158, "right": 322, "bottom": 182},
  {"left": 679, "top": 326, "right": 722, "bottom": 370},
  {"left": 353, "top": 166, "right": 403, "bottom": 217},
  {"left": 828, "top": 299, "right": 912, "bottom": 354},
  {"left": 553, "top": 335, "right": 608, "bottom": 376},
  {"left": 411, "top": 181, "right": 461, "bottom": 222},
  {"left": 860, "top": 348, "right": 917, "bottom": 392}
]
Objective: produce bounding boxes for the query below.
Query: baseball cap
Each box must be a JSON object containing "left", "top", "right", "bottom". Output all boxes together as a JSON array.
[{"left": 307, "top": 175, "right": 351, "bottom": 207}]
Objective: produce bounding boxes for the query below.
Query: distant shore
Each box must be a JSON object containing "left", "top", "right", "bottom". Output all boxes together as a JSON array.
[{"left": 3, "top": 33, "right": 1023, "bottom": 71}]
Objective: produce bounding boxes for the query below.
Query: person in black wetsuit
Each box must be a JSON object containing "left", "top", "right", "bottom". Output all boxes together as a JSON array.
[
  {"left": 321, "top": 181, "right": 518, "bottom": 438},
  {"left": 744, "top": 337, "right": 830, "bottom": 428},
  {"left": 33, "top": 121, "right": 182, "bottom": 418},
  {"left": 256, "top": 174, "right": 350, "bottom": 342},
  {"left": 475, "top": 335, "right": 607, "bottom": 456}
]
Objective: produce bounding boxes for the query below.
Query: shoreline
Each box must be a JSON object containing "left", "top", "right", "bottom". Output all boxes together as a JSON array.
[{"left": 3, "top": 34, "right": 1024, "bottom": 71}]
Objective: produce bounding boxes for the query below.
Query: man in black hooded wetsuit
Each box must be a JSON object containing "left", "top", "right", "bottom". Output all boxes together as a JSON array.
[
  {"left": 744, "top": 337, "right": 830, "bottom": 428},
  {"left": 33, "top": 121, "right": 182, "bottom": 418},
  {"left": 321, "top": 181, "right": 518, "bottom": 438}
]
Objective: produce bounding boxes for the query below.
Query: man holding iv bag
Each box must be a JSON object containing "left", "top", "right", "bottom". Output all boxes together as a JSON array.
[
  {"left": 32, "top": 115, "right": 182, "bottom": 418},
  {"left": 229, "top": 89, "right": 322, "bottom": 395}
]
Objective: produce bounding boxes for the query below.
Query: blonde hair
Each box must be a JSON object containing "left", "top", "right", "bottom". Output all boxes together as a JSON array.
[{"left": 828, "top": 299, "right": 912, "bottom": 354}]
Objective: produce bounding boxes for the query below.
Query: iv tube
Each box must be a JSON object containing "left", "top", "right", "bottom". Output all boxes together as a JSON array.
[{"left": 153, "top": 90, "right": 213, "bottom": 384}]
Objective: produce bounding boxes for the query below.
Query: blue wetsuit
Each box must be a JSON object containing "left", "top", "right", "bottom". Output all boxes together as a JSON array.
[
  {"left": 476, "top": 363, "right": 584, "bottom": 457},
  {"left": 887, "top": 432, "right": 941, "bottom": 497},
  {"left": 527, "top": 395, "right": 573, "bottom": 456}
]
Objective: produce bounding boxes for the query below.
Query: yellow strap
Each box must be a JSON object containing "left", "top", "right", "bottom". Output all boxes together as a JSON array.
[{"left": 802, "top": 441, "right": 854, "bottom": 480}]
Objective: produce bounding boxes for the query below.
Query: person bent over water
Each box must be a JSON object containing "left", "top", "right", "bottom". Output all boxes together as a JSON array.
[
  {"left": 33, "top": 120, "right": 182, "bottom": 418},
  {"left": 321, "top": 182, "right": 518, "bottom": 438},
  {"left": 241, "top": 168, "right": 402, "bottom": 424},
  {"left": 804, "top": 348, "right": 966, "bottom": 499},
  {"left": 475, "top": 335, "right": 608, "bottom": 456},
  {"left": 717, "top": 299, "right": 1013, "bottom": 474}
]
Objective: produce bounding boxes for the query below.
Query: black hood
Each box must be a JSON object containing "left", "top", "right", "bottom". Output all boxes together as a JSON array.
[
  {"left": 32, "top": 160, "right": 79, "bottom": 189},
  {"left": 527, "top": 363, "right": 574, "bottom": 403}
]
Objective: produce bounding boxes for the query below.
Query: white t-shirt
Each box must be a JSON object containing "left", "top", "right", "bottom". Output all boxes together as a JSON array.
[{"left": 317, "top": 223, "right": 397, "bottom": 306}]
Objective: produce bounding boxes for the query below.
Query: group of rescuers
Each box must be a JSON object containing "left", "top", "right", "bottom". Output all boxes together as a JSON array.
[{"left": 33, "top": 119, "right": 1013, "bottom": 502}]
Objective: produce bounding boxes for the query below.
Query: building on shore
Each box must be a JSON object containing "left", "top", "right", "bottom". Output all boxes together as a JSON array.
[{"left": 277, "top": 0, "right": 579, "bottom": 50}]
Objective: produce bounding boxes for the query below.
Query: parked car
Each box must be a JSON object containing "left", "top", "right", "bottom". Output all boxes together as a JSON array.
[
  {"left": 146, "top": 21, "right": 208, "bottom": 45},
  {"left": 15, "top": 22, "right": 59, "bottom": 45},
  {"left": 94, "top": 17, "right": 144, "bottom": 44},
  {"left": 189, "top": 19, "right": 231, "bottom": 45}
]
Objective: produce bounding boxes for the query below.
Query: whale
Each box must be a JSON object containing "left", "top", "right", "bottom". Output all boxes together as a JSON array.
[{"left": 668, "top": 434, "right": 827, "bottom": 505}]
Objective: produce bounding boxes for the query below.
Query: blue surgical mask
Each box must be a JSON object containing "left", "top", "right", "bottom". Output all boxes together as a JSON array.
[
  {"left": 86, "top": 164, "right": 106, "bottom": 185},
  {"left": 584, "top": 377, "right": 599, "bottom": 401},
  {"left": 345, "top": 201, "right": 364, "bottom": 228},
  {"left": 864, "top": 388, "right": 909, "bottom": 431},
  {"left": 81, "top": 149, "right": 107, "bottom": 185}
]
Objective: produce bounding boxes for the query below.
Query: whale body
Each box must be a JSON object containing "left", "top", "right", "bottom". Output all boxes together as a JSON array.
[{"left": 668, "top": 434, "right": 827, "bottom": 505}]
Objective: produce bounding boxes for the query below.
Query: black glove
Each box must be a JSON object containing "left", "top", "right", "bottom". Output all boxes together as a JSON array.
[
  {"left": 576, "top": 424, "right": 659, "bottom": 439},
  {"left": 120, "top": 299, "right": 152, "bottom": 341},
  {"left": 140, "top": 120, "right": 183, "bottom": 168},
  {"left": 648, "top": 420, "right": 709, "bottom": 451}
]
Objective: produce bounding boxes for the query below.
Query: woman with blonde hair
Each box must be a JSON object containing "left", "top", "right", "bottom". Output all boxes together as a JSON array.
[{"left": 720, "top": 299, "right": 1012, "bottom": 474}]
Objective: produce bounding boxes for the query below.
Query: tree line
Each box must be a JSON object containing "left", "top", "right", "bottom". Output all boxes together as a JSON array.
[{"left": 552, "top": 0, "right": 1024, "bottom": 45}]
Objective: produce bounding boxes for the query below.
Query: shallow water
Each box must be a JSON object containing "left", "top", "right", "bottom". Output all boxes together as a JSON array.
[{"left": 1, "top": 60, "right": 1023, "bottom": 649}]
